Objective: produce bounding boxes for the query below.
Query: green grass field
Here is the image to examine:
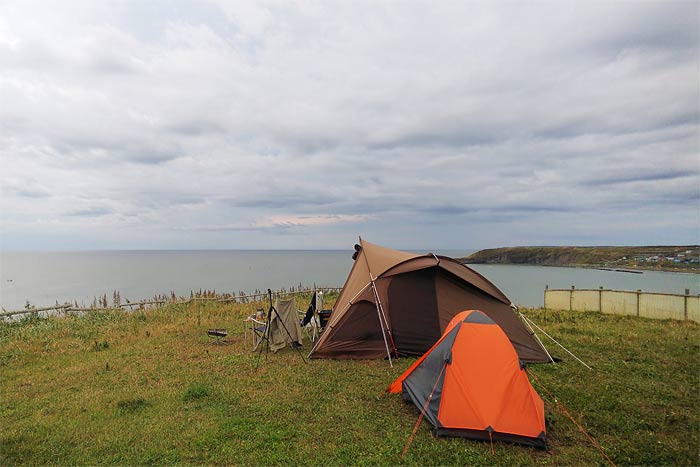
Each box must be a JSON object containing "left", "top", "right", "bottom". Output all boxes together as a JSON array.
[{"left": 1, "top": 297, "right": 698, "bottom": 466}]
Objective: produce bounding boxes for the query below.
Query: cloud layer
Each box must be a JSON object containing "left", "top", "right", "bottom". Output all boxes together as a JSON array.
[{"left": 1, "top": 0, "right": 698, "bottom": 249}]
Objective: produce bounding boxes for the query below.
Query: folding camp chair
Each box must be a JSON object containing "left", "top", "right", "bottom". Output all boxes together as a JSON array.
[
  {"left": 300, "top": 306, "right": 320, "bottom": 342},
  {"left": 244, "top": 309, "right": 268, "bottom": 351},
  {"left": 300, "top": 291, "right": 324, "bottom": 342},
  {"left": 251, "top": 319, "right": 268, "bottom": 351}
]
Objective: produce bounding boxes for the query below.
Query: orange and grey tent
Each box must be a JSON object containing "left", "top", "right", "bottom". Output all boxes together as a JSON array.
[
  {"left": 308, "top": 239, "right": 550, "bottom": 363},
  {"left": 388, "top": 310, "right": 547, "bottom": 448}
]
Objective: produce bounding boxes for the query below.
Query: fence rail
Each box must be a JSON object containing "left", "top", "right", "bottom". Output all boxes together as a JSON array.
[
  {"left": 544, "top": 286, "right": 699, "bottom": 322},
  {"left": 0, "top": 286, "right": 342, "bottom": 320}
]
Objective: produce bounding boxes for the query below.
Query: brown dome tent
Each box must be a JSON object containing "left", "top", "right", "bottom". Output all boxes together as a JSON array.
[{"left": 309, "top": 239, "right": 550, "bottom": 363}]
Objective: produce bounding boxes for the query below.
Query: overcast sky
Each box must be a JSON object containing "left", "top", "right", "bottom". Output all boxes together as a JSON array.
[{"left": 0, "top": 1, "right": 698, "bottom": 250}]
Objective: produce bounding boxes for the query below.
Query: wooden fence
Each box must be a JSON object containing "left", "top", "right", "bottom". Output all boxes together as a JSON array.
[
  {"left": 0, "top": 287, "right": 342, "bottom": 320},
  {"left": 544, "top": 286, "right": 699, "bottom": 322}
]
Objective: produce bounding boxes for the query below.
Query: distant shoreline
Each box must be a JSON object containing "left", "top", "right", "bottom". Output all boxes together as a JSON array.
[
  {"left": 461, "top": 245, "right": 700, "bottom": 274},
  {"left": 464, "top": 262, "right": 696, "bottom": 275}
]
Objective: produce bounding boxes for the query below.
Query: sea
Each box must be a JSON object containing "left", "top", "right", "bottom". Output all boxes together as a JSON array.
[{"left": 1, "top": 250, "right": 698, "bottom": 311}]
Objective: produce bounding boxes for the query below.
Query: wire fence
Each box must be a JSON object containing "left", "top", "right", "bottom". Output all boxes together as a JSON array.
[{"left": 0, "top": 286, "right": 342, "bottom": 320}]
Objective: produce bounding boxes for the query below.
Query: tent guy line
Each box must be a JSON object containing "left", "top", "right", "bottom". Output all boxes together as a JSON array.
[
  {"left": 520, "top": 312, "right": 593, "bottom": 370},
  {"left": 518, "top": 310, "right": 556, "bottom": 364},
  {"left": 401, "top": 361, "right": 448, "bottom": 458}
]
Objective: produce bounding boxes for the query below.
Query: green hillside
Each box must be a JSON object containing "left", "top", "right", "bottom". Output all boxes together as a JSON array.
[{"left": 462, "top": 246, "right": 699, "bottom": 272}]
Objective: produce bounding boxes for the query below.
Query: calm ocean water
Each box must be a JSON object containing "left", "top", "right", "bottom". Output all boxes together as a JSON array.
[{"left": 1, "top": 250, "right": 698, "bottom": 311}]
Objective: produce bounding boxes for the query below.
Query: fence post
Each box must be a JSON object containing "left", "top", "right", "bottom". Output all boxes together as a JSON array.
[
  {"left": 599, "top": 286, "right": 603, "bottom": 313},
  {"left": 636, "top": 289, "right": 641, "bottom": 317},
  {"left": 685, "top": 289, "right": 690, "bottom": 321},
  {"left": 570, "top": 285, "right": 575, "bottom": 311},
  {"left": 544, "top": 284, "right": 548, "bottom": 309}
]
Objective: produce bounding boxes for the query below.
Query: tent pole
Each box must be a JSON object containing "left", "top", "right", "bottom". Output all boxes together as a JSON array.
[
  {"left": 518, "top": 311, "right": 555, "bottom": 364},
  {"left": 346, "top": 281, "right": 372, "bottom": 306},
  {"left": 370, "top": 273, "right": 399, "bottom": 358},
  {"left": 372, "top": 282, "right": 393, "bottom": 367},
  {"left": 358, "top": 243, "right": 396, "bottom": 365},
  {"left": 521, "top": 313, "right": 593, "bottom": 370}
]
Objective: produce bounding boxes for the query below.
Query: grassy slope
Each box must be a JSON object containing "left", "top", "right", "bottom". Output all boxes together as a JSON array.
[
  {"left": 1, "top": 298, "right": 698, "bottom": 466},
  {"left": 463, "top": 246, "right": 699, "bottom": 272}
]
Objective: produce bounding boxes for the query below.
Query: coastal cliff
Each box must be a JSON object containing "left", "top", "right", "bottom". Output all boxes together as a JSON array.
[{"left": 461, "top": 246, "right": 699, "bottom": 272}]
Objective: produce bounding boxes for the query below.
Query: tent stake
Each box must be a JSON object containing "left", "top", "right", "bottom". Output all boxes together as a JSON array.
[{"left": 521, "top": 313, "right": 592, "bottom": 370}]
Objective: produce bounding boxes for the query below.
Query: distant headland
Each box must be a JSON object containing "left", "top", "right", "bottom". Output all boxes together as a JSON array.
[{"left": 460, "top": 246, "right": 700, "bottom": 273}]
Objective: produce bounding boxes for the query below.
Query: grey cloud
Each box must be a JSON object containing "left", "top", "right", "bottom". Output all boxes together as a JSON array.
[
  {"left": 420, "top": 204, "right": 573, "bottom": 219},
  {"left": 66, "top": 207, "right": 114, "bottom": 217},
  {"left": 420, "top": 205, "right": 475, "bottom": 216},
  {"left": 588, "top": 3, "right": 699, "bottom": 55},
  {"left": 368, "top": 126, "right": 501, "bottom": 151},
  {"left": 534, "top": 109, "right": 699, "bottom": 142},
  {"left": 126, "top": 149, "right": 182, "bottom": 165},
  {"left": 585, "top": 169, "right": 692, "bottom": 187},
  {"left": 1, "top": 185, "right": 51, "bottom": 199},
  {"left": 597, "top": 194, "right": 699, "bottom": 212},
  {"left": 172, "top": 224, "right": 261, "bottom": 233},
  {"left": 131, "top": 191, "right": 205, "bottom": 209},
  {"left": 0, "top": 1, "right": 697, "bottom": 249},
  {"left": 171, "top": 223, "right": 302, "bottom": 234},
  {"left": 226, "top": 191, "right": 343, "bottom": 210},
  {"left": 88, "top": 55, "right": 139, "bottom": 75},
  {"left": 165, "top": 121, "right": 226, "bottom": 137},
  {"left": 52, "top": 138, "right": 183, "bottom": 166},
  {"left": 500, "top": 205, "right": 572, "bottom": 214}
]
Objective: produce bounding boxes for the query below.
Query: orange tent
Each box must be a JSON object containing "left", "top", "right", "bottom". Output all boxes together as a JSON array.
[{"left": 388, "top": 310, "right": 547, "bottom": 448}]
